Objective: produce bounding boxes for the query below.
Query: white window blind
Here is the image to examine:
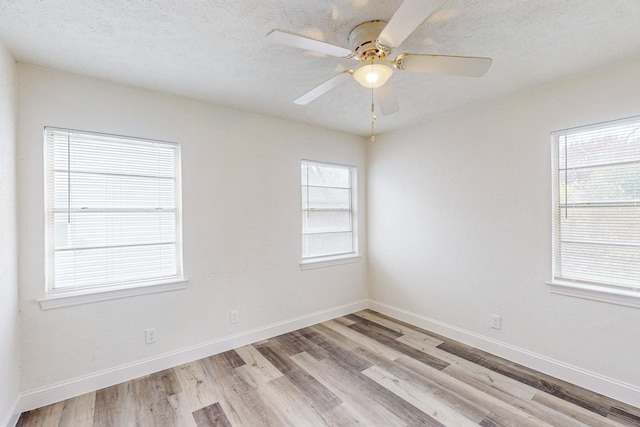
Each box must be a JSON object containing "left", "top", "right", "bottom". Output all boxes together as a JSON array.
[
  {"left": 301, "top": 161, "right": 356, "bottom": 259},
  {"left": 552, "top": 116, "right": 639, "bottom": 290},
  {"left": 44, "top": 127, "right": 183, "bottom": 292}
]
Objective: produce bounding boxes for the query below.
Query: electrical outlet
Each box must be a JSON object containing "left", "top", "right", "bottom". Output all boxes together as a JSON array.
[
  {"left": 230, "top": 309, "right": 239, "bottom": 324},
  {"left": 489, "top": 314, "right": 502, "bottom": 330},
  {"left": 145, "top": 327, "right": 157, "bottom": 344}
]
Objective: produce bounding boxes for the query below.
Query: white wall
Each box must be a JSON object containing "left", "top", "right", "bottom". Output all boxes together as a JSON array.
[
  {"left": 368, "top": 59, "right": 640, "bottom": 405},
  {"left": 17, "top": 65, "right": 367, "bottom": 395},
  {"left": 0, "top": 41, "right": 20, "bottom": 426}
]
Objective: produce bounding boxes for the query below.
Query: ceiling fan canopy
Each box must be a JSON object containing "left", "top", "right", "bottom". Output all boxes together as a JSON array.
[{"left": 267, "top": 0, "right": 492, "bottom": 116}]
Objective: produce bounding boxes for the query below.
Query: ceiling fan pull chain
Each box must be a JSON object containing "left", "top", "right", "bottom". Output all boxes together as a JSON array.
[
  {"left": 370, "top": 59, "right": 377, "bottom": 142},
  {"left": 370, "top": 81, "right": 376, "bottom": 142},
  {"left": 371, "top": 120, "right": 375, "bottom": 142}
]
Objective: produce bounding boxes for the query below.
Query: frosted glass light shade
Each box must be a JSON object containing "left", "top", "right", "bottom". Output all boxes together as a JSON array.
[{"left": 353, "top": 61, "right": 393, "bottom": 88}]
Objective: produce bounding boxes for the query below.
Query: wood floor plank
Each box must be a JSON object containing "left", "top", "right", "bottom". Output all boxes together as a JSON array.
[
  {"left": 17, "top": 310, "right": 638, "bottom": 426},
  {"left": 479, "top": 415, "right": 511, "bottom": 427},
  {"left": 446, "top": 362, "right": 611, "bottom": 427},
  {"left": 166, "top": 392, "right": 199, "bottom": 427},
  {"left": 319, "top": 403, "right": 369, "bottom": 426},
  {"left": 342, "top": 314, "right": 367, "bottom": 324},
  {"left": 361, "top": 310, "right": 452, "bottom": 342},
  {"left": 254, "top": 339, "right": 298, "bottom": 374},
  {"left": 437, "top": 340, "right": 617, "bottom": 417},
  {"left": 332, "top": 316, "right": 357, "bottom": 327},
  {"left": 173, "top": 359, "right": 220, "bottom": 413},
  {"left": 395, "top": 327, "right": 620, "bottom": 426},
  {"left": 290, "top": 351, "right": 413, "bottom": 427},
  {"left": 363, "top": 364, "right": 481, "bottom": 426},
  {"left": 16, "top": 402, "right": 64, "bottom": 427},
  {"left": 320, "top": 319, "right": 404, "bottom": 361},
  {"left": 286, "top": 365, "right": 342, "bottom": 412},
  {"left": 212, "top": 372, "right": 285, "bottom": 427},
  {"left": 192, "top": 402, "right": 232, "bottom": 427},
  {"left": 306, "top": 352, "right": 447, "bottom": 426},
  {"left": 131, "top": 372, "right": 181, "bottom": 426},
  {"left": 57, "top": 392, "right": 95, "bottom": 427},
  {"left": 382, "top": 357, "right": 497, "bottom": 424},
  {"left": 399, "top": 356, "right": 536, "bottom": 424},
  {"left": 607, "top": 406, "right": 640, "bottom": 426},
  {"left": 610, "top": 402, "right": 640, "bottom": 421},
  {"left": 348, "top": 321, "right": 450, "bottom": 371},
  {"left": 305, "top": 325, "right": 374, "bottom": 373},
  {"left": 258, "top": 374, "right": 330, "bottom": 426},
  {"left": 396, "top": 355, "right": 585, "bottom": 427},
  {"left": 271, "top": 332, "right": 308, "bottom": 357},
  {"left": 235, "top": 344, "right": 283, "bottom": 382},
  {"left": 353, "top": 310, "right": 443, "bottom": 346},
  {"left": 532, "top": 392, "right": 624, "bottom": 427},
  {"left": 345, "top": 313, "right": 405, "bottom": 339},
  {"left": 201, "top": 349, "right": 246, "bottom": 380},
  {"left": 399, "top": 335, "right": 540, "bottom": 402},
  {"left": 276, "top": 329, "right": 332, "bottom": 361},
  {"left": 92, "top": 381, "right": 137, "bottom": 427},
  {"left": 242, "top": 338, "right": 340, "bottom": 412}
]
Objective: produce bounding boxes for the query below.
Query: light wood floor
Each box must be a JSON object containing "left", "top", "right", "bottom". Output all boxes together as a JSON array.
[{"left": 17, "top": 310, "right": 640, "bottom": 426}]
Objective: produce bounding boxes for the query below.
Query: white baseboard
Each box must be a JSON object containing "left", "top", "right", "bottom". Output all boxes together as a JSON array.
[
  {"left": 15, "top": 298, "right": 639, "bottom": 417},
  {"left": 368, "top": 299, "right": 640, "bottom": 408},
  {"left": 1, "top": 396, "right": 20, "bottom": 427},
  {"left": 17, "top": 299, "right": 368, "bottom": 414}
]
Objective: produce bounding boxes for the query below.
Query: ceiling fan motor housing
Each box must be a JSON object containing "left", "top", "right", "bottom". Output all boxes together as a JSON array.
[{"left": 348, "top": 20, "right": 389, "bottom": 60}]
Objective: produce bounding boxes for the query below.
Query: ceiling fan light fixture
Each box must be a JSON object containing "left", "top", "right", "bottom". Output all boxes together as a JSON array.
[{"left": 353, "top": 61, "right": 393, "bottom": 88}]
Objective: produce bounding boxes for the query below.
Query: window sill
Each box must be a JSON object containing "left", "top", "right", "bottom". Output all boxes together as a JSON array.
[
  {"left": 547, "top": 280, "right": 640, "bottom": 309},
  {"left": 38, "top": 278, "right": 188, "bottom": 310},
  {"left": 299, "top": 254, "right": 361, "bottom": 270}
]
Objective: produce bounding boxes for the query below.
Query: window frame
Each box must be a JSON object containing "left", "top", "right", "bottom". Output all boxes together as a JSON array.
[
  {"left": 40, "top": 127, "right": 187, "bottom": 310},
  {"left": 300, "top": 159, "right": 359, "bottom": 269},
  {"left": 548, "top": 116, "right": 640, "bottom": 308}
]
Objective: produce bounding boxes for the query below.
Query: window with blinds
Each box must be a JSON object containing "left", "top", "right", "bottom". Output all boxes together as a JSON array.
[
  {"left": 301, "top": 161, "right": 356, "bottom": 259},
  {"left": 552, "top": 116, "right": 639, "bottom": 290},
  {"left": 44, "top": 127, "right": 183, "bottom": 293}
]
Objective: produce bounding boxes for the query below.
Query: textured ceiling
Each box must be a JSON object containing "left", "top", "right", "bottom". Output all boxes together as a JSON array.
[{"left": 1, "top": 0, "right": 640, "bottom": 137}]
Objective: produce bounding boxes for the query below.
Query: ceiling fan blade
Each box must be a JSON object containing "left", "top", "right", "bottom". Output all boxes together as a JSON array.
[
  {"left": 395, "top": 54, "right": 492, "bottom": 77},
  {"left": 267, "top": 30, "right": 353, "bottom": 58},
  {"left": 375, "top": 82, "right": 399, "bottom": 116},
  {"left": 294, "top": 71, "right": 353, "bottom": 105},
  {"left": 376, "top": 0, "right": 440, "bottom": 50}
]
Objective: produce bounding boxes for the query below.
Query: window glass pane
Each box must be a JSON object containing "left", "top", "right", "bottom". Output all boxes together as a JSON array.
[
  {"left": 53, "top": 172, "right": 175, "bottom": 209},
  {"left": 303, "top": 211, "right": 352, "bottom": 234},
  {"left": 560, "top": 123, "right": 640, "bottom": 169},
  {"left": 302, "top": 163, "right": 351, "bottom": 188},
  {"left": 301, "top": 160, "right": 355, "bottom": 259},
  {"left": 563, "top": 163, "right": 640, "bottom": 204},
  {"left": 54, "top": 244, "right": 177, "bottom": 289},
  {"left": 559, "top": 206, "right": 640, "bottom": 246},
  {"left": 553, "top": 117, "right": 640, "bottom": 289},
  {"left": 302, "top": 232, "right": 353, "bottom": 258},
  {"left": 54, "top": 212, "right": 176, "bottom": 250},
  {"left": 302, "top": 186, "right": 351, "bottom": 210},
  {"left": 45, "top": 128, "right": 182, "bottom": 292},
  {"left": 557, "top": 242, "right": 639, "bottom": 287},
  {"left": 53, "top": 135, "right": 175, "bottom": 178}
]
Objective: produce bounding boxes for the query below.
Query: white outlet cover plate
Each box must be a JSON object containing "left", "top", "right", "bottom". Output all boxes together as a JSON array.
[
  {"left": 230, "top": 310, "right": 239, "bottom": 324},
  {"left": 145, "top": 328, "right": 157, "bottom": 343},
  {"left": 490, "top": 314, "right": 502, "bottom": 330}
]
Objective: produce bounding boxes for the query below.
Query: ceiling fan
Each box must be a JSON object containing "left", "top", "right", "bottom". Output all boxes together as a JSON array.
[{"left": 267, "top": 0, "right": 492, "bottom": 116}]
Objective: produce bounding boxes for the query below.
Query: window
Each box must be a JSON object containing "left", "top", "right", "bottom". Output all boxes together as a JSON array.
[
  {"left": 301, "top": 160, "right": 357, "bottom": 263},
  {"left": 44, "top": 127, "right": 184, "bottom": 301},
  {"left": 550, "top": 116, "right": 639, "bottom": 306}
]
